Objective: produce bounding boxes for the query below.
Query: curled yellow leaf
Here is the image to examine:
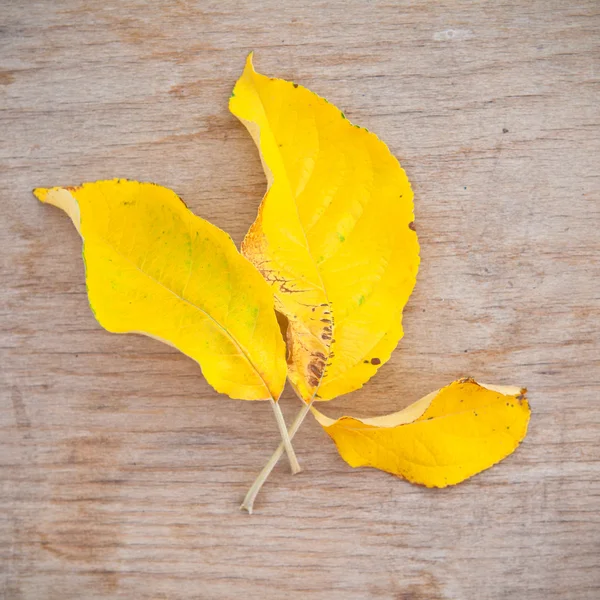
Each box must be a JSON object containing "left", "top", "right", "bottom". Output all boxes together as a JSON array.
[
  {"left": 312, "top": 379, "right": 530, "bottom": 487},
  {"left": 34, "top": 179, "right": 287, "bottom": 401},
  {"left": 230, "top": 55, "right": 419, "bottom": 403}
]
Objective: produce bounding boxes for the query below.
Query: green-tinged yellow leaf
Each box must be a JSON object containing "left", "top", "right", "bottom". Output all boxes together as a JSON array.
[
  {"left": 312, "top": 379, "right": 530, "bottom": 487},
  {"left": 34, "top": 179, "right": 287, "bottom": 401},
  {"left": 230, "top": 54, "right": 419, "bottom": 403}
]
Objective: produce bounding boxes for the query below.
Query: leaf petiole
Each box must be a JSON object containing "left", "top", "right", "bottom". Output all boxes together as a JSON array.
[
  {"left": 269, "top": 398, "right": 301, "bottom": 474},
  {"left": 242, "top": 400, "right": 313, "bottom": 513}
]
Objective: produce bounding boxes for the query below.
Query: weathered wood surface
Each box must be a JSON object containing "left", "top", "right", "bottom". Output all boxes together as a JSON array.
[{"left": 1, "top": 1, "right": 598, "bottom": 598}]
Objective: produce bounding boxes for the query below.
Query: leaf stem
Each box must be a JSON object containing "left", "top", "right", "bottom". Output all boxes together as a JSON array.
[
  {"left": 269, "top": 398, "right": 301, "bottom": 475},
  {"left": 242, "top": 400, "right": 313, "bottom": 514}
]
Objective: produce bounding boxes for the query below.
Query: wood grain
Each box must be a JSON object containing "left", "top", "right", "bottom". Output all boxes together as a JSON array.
[{"left": 1, "top": 1, "right": 598, "bottom": 598}]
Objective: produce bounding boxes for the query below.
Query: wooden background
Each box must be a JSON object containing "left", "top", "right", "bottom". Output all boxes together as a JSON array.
[{"left": 1, "top": 1, "right": 598, "bottom": 598}]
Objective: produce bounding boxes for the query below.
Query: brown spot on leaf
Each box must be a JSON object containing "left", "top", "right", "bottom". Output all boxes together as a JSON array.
[
  {"left": 408, "top": 221, "right": 416, "bottom": 231},
  {"left": 275, "top": 311, "right": 291, "bottom": 360},
  {"left": 371, "top": 358, "right": 381, "bottom": 365},
  {"left": 308, "top": 362, "right": 324, "bottom": 378}
]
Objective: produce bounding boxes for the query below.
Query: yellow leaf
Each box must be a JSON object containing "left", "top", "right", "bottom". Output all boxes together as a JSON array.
[
  {"left": 34, "top": 179, "right": 287, "bottom": 401},
  {"left": 312, "top": 379, "right": 530, "bottom": 487},
  {"left": 230, "top": 54, "right": 419, "bottom": 403}
]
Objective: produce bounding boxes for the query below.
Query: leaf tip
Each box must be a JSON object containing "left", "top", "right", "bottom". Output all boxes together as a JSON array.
[
  {"left": 231, "top": 52, "right": 257, "bottom": 106},
  {"left": 33, "top": 187, "right": 49, "bottom": 203}
]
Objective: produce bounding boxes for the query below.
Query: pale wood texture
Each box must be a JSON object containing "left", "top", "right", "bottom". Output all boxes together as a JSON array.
[{"left": 1, "top": 1, "right": 599, "bottom": 598}]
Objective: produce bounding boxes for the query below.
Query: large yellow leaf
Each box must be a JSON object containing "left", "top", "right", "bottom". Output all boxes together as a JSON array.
[
  {"left": 312, "top": 379, "right": 530, "bottom": 487},
  {"left": 230, "top": 55, "right": 419, "bottom": 403},
  {"left": 34, "top": 179, "right": 287, "bottom": 401}
]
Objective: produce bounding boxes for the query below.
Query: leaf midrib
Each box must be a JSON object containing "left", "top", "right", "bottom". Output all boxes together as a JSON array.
[{"left": 251, "top": 70, "right": 334, "bottom": 399}]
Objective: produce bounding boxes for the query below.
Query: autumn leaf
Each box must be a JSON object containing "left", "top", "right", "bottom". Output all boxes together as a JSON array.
[
  {"left": 34, "top": 179, "right": 300, "bottom": 470},
  {"left": 312, "top": 379, "right": 531, "bottom": 487},
  {"left": 230, "top": 54, "right": 419, "bottom": 403}
]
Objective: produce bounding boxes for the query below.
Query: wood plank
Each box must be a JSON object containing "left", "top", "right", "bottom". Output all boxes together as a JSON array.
[{"left": 1, "top": 1, "right": 598, "bottom": 598}]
